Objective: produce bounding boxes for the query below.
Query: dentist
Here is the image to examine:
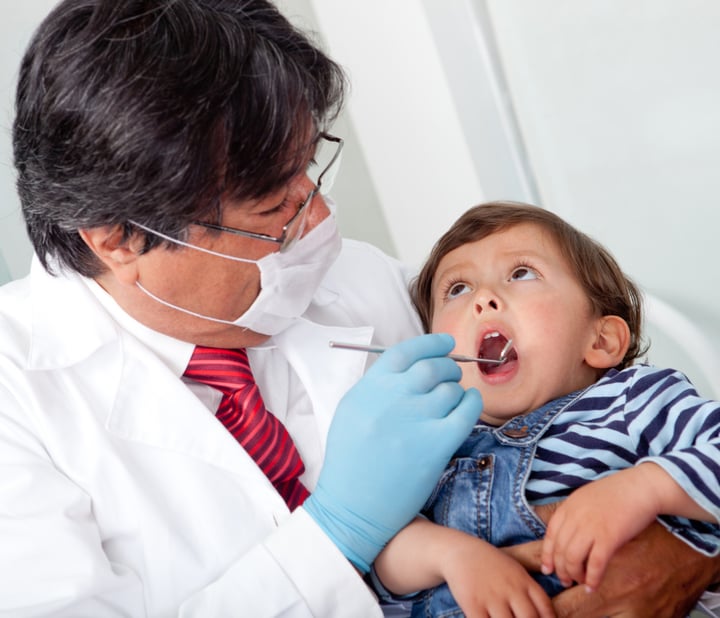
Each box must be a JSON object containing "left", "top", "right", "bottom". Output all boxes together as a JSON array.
[
  {"left": 1, "top": 1, "right": 717, "bottom": 617},
  {"left": 1, "top": 1, "right": 479, "bottom": 615}
]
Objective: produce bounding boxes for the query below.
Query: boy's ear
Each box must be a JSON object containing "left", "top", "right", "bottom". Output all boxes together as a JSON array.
[
  {"left": 78, "top": 225, "right": 143, "bottom": 285},
  {"left": 585, "top": 315, "right": 631, "bottom": 369}
]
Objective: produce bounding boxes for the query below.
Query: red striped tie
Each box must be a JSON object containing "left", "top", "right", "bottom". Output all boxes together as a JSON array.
[{"left": 184, "top": 346, "right": 310, "bottom": 510}]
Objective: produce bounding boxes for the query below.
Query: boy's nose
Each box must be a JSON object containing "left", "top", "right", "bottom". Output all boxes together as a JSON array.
[{"left": 474, "top": 291, "right": 500, "bottom": 313}]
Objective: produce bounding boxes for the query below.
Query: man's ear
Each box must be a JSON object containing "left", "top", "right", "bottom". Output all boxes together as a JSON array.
[
  {"left": 78, "top": 225, "right": 142, "bottom": 285},
  {"left": 584, "top": 315, "right": 631, "bottom": 369}
]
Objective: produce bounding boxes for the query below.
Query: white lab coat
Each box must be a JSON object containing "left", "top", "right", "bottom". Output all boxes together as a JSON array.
[{"left": 0, "top": 239, "right": 422, "bottom": 617}]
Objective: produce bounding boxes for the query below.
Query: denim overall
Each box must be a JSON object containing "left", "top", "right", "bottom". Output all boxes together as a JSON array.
[{"left": 410, "top": 394, "right": 578, "bottom": 618}]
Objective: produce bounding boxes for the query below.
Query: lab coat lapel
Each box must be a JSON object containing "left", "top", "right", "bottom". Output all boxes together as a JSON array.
[
  {"left": 272, "top": 319, "right": 373, "bottom": 450},
  {"left": 28, "top": 260, "right": 281, "bottom": 493},
  {"left": 107, "top": 335, "right": 282, "bottom": 494}
]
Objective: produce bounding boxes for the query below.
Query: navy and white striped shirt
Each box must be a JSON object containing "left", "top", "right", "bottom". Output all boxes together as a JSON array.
[{"left": 526, "top": 364, "right": 720, "bottom": 554}]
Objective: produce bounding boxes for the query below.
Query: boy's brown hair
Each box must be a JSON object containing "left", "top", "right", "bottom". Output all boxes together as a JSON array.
[{"left": 410, "top": 201, "right": 646, "bottom": 370}]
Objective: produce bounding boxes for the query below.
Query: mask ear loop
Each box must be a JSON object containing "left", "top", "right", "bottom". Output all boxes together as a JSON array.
[
  {"left": 129, "top": 220, "right": 255, "bottom": 328},
  {"left": 135, "top": 281, "right": 249, "bottom": 329},
  {"left": 128, "top": 220, "right": 256, "bottom": 263}
]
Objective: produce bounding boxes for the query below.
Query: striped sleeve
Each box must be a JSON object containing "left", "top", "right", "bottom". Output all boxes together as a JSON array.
[
  {"left": 529, "top": 368, "right": 650, "bottom": 502},
  {"left": 529, "top": 365, "right": 720, "bottom": 555},
  {"left": 530, "top": 365, "right": 720, "bottom": 518},
  {"left": 626, "top": 366, "right": 720, "bottom": 523}
]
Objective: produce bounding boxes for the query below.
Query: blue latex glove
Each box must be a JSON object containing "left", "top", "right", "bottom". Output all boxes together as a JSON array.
[{"left": 303, "top": 333, "right": 482, "bottom": 571}]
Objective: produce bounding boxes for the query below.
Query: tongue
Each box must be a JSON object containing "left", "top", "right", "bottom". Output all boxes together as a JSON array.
[
  {"left": 478, "top": 336, "right": 511, "bottom": 376},
  {"left": 481, "top": 361, "right": 506, "bottom": 376},
  {"left": 479, "top": 336, "right": 507, "bottom": 361}
]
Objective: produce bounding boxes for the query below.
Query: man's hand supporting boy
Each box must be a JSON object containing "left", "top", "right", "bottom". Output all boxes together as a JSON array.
[{"left": 502, "top": 501, "right": 720, "bottom": 618}]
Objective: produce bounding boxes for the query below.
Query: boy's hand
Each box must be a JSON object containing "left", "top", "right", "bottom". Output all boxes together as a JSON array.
[
  {"left": 504, "top": 501, "right": 720, "bottom": 617},
  {"left": 541, "top": 468, "right": 657, "bottom": 590},
  {"left": 443, "top": 537, "right": 555, "bottom": 618},
  {"left": 375, "top": 518, "right": 554, "bottom": 617},
  {"left": 552, "top": 522, "right": 720, "bottom": 618}
]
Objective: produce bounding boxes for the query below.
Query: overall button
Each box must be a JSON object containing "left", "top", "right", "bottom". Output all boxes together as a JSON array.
[{"left": 502, "top": 426, "right": 529, "bottom": 438}]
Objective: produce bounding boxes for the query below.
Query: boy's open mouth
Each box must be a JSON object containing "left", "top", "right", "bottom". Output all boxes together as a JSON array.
[{"left": 477, "top": 331, "right": 517, "bottom": 375}]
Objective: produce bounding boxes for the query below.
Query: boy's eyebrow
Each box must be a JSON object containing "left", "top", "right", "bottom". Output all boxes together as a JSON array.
[
  {"left": 431, "top": 260, "right": 473, "bottom": 289},
  {"left": 431, "top": 247, "right": 563, "bottom": 298},
  {"left": 435, "top": 248, "right": 546, "bottom": 277}
]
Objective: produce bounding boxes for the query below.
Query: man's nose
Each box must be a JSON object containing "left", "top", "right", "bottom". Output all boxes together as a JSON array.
[{"left": 303, "top": 191, "right": 331, "bottom": 234}]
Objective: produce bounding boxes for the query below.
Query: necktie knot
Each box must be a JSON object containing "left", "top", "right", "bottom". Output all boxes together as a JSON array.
[
  {"left": 184, "top": 345, "right": 310, "bottom": 510},
  {"left": 184, "top": 347, "right": 254, "bottom": 395}
]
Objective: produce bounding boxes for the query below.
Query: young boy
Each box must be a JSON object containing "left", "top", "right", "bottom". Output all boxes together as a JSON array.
[{"left": 373, "top": 201, "right": 720, "bottom": 617}]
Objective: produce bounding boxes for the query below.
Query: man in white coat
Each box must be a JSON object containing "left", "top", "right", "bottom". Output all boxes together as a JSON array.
[
  {"left": 1, "top": 1, "right": 718, "bottom": 616},
  {"left": 1, "top": 1, "right": 485, "bottom": 614}
]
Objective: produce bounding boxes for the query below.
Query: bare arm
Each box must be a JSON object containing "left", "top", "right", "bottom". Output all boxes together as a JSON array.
[
  {"left": 375, "top": 517, "right": 554, "bottom": 617},
  {"left": 373, "top": 517, "right": 448, "bottom": 594}
]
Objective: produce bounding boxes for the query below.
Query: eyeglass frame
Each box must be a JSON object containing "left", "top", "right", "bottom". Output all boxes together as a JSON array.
[{"left": 192, "top": 133, "right": 344, "bottom": 252}]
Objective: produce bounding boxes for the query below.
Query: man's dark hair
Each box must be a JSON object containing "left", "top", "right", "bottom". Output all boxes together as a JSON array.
[{"left": 13, "top": 0, "right": 346, "bottom": 276}]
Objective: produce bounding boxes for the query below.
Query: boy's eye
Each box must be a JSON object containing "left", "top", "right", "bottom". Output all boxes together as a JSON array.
[
  {"left": 447, "top": 282, "right": 472, "bottom": 298},
  {"left": 510, "top": 266, "right": 538, "bottom": 281}
]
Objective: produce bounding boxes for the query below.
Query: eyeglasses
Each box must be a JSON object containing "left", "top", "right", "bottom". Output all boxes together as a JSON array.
[{"left": 193, "top": 133, "right": 344, "bottom": 253}]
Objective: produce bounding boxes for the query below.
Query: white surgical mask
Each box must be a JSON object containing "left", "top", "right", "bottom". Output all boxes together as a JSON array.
[{"left": 131, "top": 213, "right": 341, "bottom": 335}]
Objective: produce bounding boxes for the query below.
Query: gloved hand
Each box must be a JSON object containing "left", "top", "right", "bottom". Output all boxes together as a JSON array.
[{"left": 303, "top": 333, "right": 482, "bottom": 572}]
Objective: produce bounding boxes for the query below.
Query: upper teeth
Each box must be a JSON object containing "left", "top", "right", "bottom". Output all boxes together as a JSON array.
[{"left": 484, "top": 331, "right": 501, "bottom": 340}]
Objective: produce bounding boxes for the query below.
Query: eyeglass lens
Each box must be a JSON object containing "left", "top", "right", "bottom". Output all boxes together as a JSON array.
[
  {"left": 280, "top": 190, "right": 313, "bottom": 251},
  {"left": 280, "top": 137, "right": 342, "bottom": 251},
  {"left": 307, "top": 137, "right": 342, "bottom": 194}
]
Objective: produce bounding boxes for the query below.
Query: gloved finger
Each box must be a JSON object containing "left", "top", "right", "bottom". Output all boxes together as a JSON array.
[
  {"left": 433, "top": 387, "right": 482, "bottom": 434},
  {"left": 402, "top": 356, "right": 462, "bottom": 394},
  {"left": 370, "top": 333, "right": 455, "bottom": 374},
  {"left": 444, "top": 388, "right": 483, "bottom": 428},
  {"left": 410, "top": 381, "right": 466, "bottom": 419}
]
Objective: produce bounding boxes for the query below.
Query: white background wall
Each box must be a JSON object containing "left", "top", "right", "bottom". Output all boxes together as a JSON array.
[
  {"left": 2, "top": 1, "right": 719, "bottom": 396},
  {"left": 486, "top": 0, "right": 720, "bottom": 329},
  {"left": 0, "top": 1, "right": 59, "bottom": 280},
  {"left": 294, "top": 0, "right": 720, "bottom": 397},
  {"left": 482, "top": 0, "right": 720, "bottom": 397}
]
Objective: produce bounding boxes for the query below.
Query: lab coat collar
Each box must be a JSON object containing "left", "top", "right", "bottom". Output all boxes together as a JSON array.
[
  {"left": 24, "top": 260, "right": 268, "bottom": 482},
  {"left": 24, "top": 256, "right": 375, "bottom": 486},
  {"left": 27, "top": 257, "right": 120, "bottom": 370},
  {"left": 26, "top": 256, "right": 192, "bottom": 373}
]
